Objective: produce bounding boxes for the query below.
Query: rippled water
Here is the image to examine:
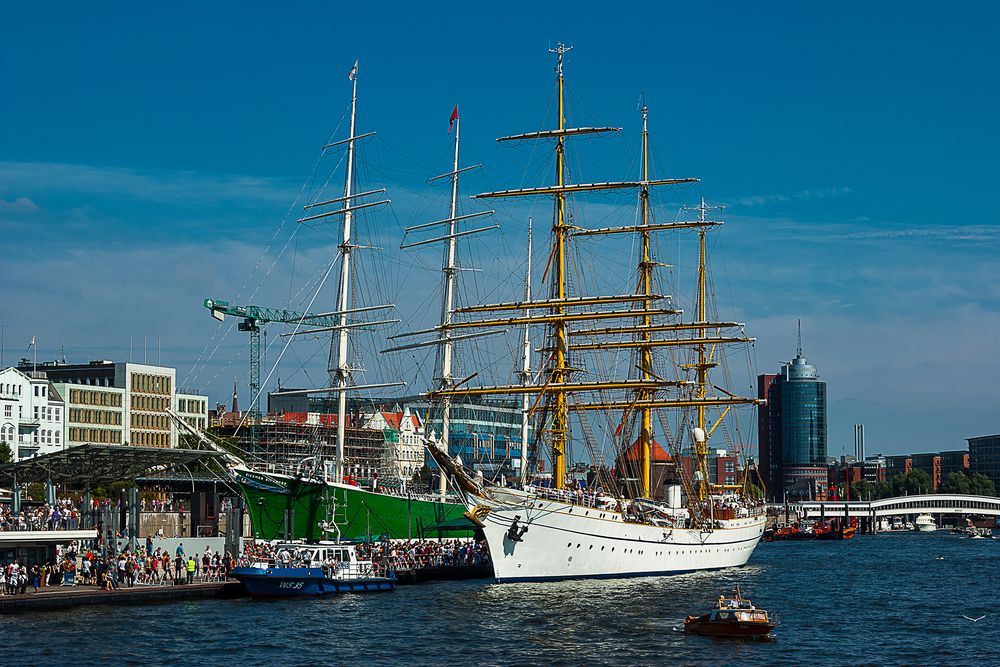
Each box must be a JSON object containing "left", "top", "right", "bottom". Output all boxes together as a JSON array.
[{"left": 3, "top": 532, "right": 998, "bottom": 666}]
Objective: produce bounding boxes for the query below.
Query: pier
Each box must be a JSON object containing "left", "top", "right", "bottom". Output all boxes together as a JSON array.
[{"left": 0, "top": 581, "right": 246, "bottom": 614}]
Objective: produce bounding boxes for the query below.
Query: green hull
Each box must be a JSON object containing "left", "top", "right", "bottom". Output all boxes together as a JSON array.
[{"left": 236, "top": 469, "right": 474, "bottom": 541}]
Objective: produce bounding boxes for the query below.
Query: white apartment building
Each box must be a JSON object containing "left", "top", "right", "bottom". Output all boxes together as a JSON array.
[
  {"left": 176, "top": 393, "right": 209, "bottom": 431},
  {"left": 0, "top": 367, "right": 66, "bottom": 460},
  {"left": 365, "top": 408, "right": 425, "bottom": 481}
]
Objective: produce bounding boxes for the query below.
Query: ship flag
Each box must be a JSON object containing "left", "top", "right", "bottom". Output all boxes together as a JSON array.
[
  {"left": 348, "top": 60, "right": 359, "bottom": 81},
  {"left": 448, "top": 105, "right": 459, "bottom": 133}
]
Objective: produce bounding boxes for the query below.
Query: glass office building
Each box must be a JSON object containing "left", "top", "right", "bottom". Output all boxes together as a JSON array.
[{"left": 758, "top": 350, "right": 828, "bottom": 499}]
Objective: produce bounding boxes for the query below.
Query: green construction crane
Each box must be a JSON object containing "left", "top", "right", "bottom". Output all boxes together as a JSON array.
[{"left": 203, "top": 298, "right": 340, "bottom": 452}]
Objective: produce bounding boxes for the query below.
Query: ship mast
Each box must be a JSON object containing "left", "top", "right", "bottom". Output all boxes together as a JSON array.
[
  {"left": 437, "top": 110, "right": 462, "bottom": 498},
  {"left": 684, "top": 197, "right": 725, "bottom": 500},
  {"left": 550, "top": 42, "right": 571, "bottom": 490},
  {"left": 384, "top": 109, "right": 498, "bottom": 495},
  {"left": 273, "top": 61, "right": 404, "bottom": 484},
  {"left": 637, "top": 102, "right": 654, "bottom": 498},
  {"left": 519, "top": 219, "right": 533, "bottom": 485}
]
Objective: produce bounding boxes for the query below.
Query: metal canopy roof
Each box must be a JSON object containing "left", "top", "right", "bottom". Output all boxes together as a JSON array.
[{"left": 0, "top": 444, "right": 226, "bottom": 485}]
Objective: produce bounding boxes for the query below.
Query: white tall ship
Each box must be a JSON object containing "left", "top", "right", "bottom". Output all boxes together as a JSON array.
[{"left": 419, "top": 44, "right": 766, "bottom": 582}]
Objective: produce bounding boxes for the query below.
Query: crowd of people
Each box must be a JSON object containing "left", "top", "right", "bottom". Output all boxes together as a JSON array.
[
  {"left": 0, "top": 499, "right": 83, "bottom": 532},
  {"left": 2, "top": 536, "right": 491, "bottom": 596},
  {"left": 80, "top": 542, "right": 236, "bottom": 589},
  {"left": 357, "top": 539, "right": 491, "bottom": 570}
]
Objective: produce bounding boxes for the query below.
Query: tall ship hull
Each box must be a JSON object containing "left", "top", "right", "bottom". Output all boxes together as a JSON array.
[
  {"left": 465, "top": 488, "right": 764, "bottom": 582},
  {"left": 236, "top": 468, "right": 473, "bottom": 541}
]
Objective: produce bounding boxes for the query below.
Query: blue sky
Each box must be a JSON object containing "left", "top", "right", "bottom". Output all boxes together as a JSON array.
[{"left": 2, "top": 2, "right": 998, "bottom": 457}]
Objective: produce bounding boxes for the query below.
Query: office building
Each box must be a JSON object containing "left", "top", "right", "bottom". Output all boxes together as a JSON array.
[
  {"left": 757, "top": 334, "right": 827, "bottom": 500},
  {"left": 968, "top": 434, "right": 1000, "bottom": 490},
  {"left": 16, "top": 359, "right": 208, "bottom": 449}
]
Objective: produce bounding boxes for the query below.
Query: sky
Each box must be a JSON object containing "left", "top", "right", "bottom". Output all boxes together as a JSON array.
[{"left": 2, "top": 2, "right": 998, "bottom": 458}]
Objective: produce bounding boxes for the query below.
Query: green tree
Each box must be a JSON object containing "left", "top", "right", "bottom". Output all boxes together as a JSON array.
[
  {"left": 26, "top": 481, "right": 46, "bottom": 501},
  {"left": 890, "top": 470, "right": 933, "bottom": 496},
  {"left": 850, "top": 480, "right": 875, "bottom": 501},
  {"left": 875, "top": 480, "right": 893, "bottom": 499},
  {"left": 0, "top": 441, "right": 13, "bottom": 464},
  {"left": 968, "top": 473, "right": 996, "bottom": 497},
  {"left": 940, "top": 471, "right": 971, "bottom": 495}
]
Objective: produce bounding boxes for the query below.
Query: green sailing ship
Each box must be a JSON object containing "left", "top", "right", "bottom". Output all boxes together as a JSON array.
[
  {"left": 235, "top": 467, "right": 470, "bottom": 542},
  {"left": 202, "top": 61, "right": 497, "bottom": 542}
]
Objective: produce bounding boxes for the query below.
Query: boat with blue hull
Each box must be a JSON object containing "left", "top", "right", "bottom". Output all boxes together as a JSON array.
[{"left": 233, "top": 542, "right": 395, "bottom": 598}]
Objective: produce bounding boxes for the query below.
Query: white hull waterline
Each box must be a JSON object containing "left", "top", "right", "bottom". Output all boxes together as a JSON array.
[{"left": 466, "top": 488, "right": 765, "bottom": 582}]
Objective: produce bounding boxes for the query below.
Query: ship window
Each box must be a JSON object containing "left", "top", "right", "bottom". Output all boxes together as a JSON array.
[{"left": 567, "top": 543, "right": 572, "bottom": 548}]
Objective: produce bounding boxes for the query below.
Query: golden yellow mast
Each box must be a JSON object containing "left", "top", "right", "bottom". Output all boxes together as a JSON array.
[
  {"left": 691, "top": 197, "right": 715, "bottom": 500},
  {"left": 638, "top": 101, "right": 653, "bottom": 498},
  {"left": 550, "top": 42, "right": 571, "bottom": 490}
]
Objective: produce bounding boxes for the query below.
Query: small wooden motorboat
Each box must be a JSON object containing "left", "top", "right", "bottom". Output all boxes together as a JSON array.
[{"left": 684, "top": 586, "right": 777, "bottom": 638}]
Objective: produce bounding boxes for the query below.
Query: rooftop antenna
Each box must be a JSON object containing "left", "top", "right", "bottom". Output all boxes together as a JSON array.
[{"left": 797, "top": 319, "right": 803, "bottom": 357}]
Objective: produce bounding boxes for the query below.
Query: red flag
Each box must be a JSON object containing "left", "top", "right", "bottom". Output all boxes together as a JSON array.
[{"left": 448, "top": 105, "right": 459, "bottom": 133}]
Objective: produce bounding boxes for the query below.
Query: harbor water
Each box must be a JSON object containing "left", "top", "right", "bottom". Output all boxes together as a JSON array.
[{"left": 3, "top": 531, "right": 998, "bottom": 666}]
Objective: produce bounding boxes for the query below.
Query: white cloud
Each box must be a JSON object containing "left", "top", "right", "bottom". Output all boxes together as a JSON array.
[
  {"left": 0, "top": 161, "right": 297, "bottom": 206},
  {"left": 0, "top": 196, "right": 40, "bottom": 213},
  {"left": 729, "top": 186, "right": 853, "bottom": 208}
]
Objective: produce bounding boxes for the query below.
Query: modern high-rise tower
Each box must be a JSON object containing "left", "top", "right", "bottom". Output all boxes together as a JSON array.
[{"left": 757, "top": 323, "right": 828, "bottom": 499}]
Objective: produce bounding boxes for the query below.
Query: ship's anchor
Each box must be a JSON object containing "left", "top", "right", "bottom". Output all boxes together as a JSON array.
[{"left": 507, "top": 515, "right": 529, "bottom": 543}]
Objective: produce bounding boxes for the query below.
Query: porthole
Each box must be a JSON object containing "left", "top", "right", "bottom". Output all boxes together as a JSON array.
[
  {"left": 589, "top": 545, "right": 593, "bottom": 550},
  {"left": 567, "top": 542, "right": 572, "bottom": 548},
  {"left": 601, "top": 546, "right": 605, "bottom": 551}
]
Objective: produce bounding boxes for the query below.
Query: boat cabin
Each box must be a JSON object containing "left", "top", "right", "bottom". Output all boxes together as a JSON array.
[{"left": 252, "top": 541, "right": 378, "bottom": 578}]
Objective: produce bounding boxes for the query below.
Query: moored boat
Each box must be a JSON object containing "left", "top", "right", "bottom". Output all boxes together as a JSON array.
[
  {"left": 232, "top": 541, "right": 395, "bottom": 598},
  {"left": 684, "top": 586, "right": 776, "bottom": 638},
  {"left": 915, "top": 514, "right": 937, "bottom": 532},
  {"left": 235, "top": 467, "right": 472, "bottom": 541}
]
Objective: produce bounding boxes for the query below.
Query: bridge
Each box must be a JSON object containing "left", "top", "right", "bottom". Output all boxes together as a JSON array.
[{"left": 796, "top": 494, "right": 1000, "bottom": 520}]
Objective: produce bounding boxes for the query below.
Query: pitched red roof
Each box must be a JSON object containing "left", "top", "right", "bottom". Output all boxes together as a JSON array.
[
  {"left": 618, "top": 439, "right": 672, "bottom": 463},
  {"left": 381, "top": 412, "right": 402, "bottom": 429}
]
